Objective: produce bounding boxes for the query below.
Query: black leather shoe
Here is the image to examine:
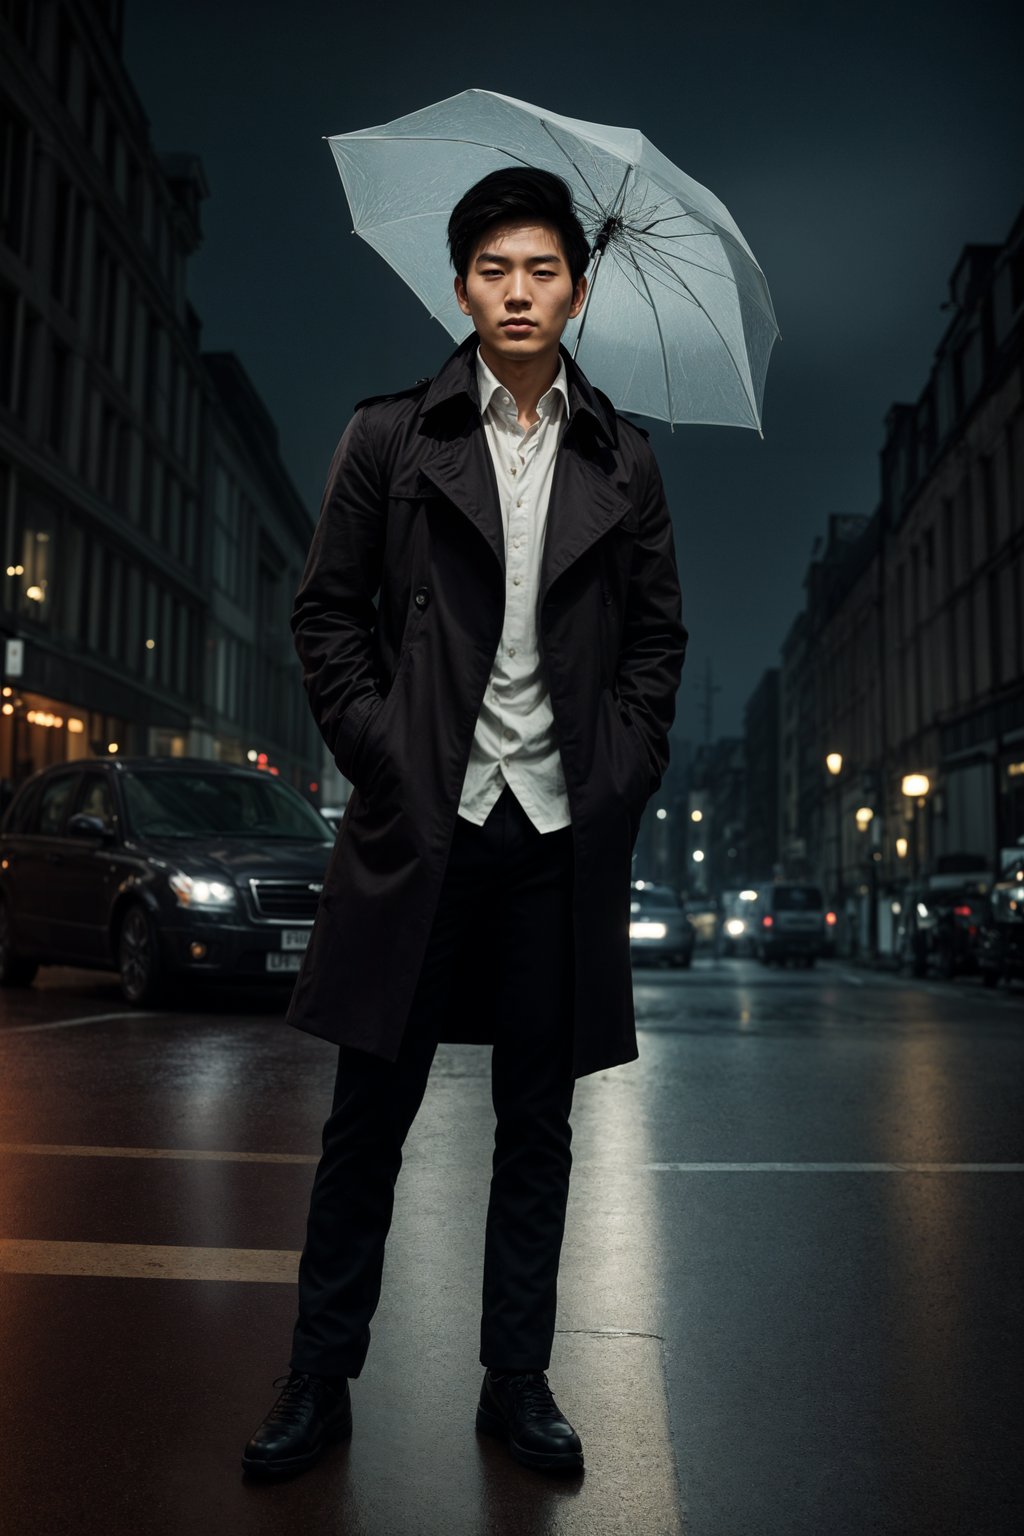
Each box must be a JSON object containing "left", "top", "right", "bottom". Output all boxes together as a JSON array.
[
  {"left": 476, "top": 1369, "right": 584, "bottom": 1473},
  {"left": 242, "top": 1371, "right": 352, "bottom": 1479}
]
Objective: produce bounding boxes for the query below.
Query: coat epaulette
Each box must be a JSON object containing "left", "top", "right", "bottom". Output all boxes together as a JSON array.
[{"left": 354, "top": 377, "right": 433, "bottom": 412}]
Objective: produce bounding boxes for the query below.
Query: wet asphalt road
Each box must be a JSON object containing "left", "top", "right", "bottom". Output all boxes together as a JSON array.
[{"left": 0, "top": 956, "right": 1021, "bottom": 1536}]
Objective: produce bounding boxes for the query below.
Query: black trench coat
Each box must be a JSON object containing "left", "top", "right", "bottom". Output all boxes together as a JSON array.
[{"left": 286, "top": 335, "right": 687, "bottom": 1078}]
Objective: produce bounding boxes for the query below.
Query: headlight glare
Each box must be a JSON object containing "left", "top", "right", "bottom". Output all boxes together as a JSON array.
[{"left": 169, "top": 872, "right": 236, "bottom": 908}]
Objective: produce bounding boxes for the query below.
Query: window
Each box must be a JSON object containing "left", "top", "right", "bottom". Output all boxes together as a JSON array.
[
  {"left": 14, "top": 493, "right": 56, "bottom": 623},
  {"left": 74, "top": 772, "right": 115, "bottom": 828},
  {"left": 50, "top": 172, "right": 80, "bottom": 314},
  {"left": 37, "top": 774, "right": 77, "bottom": 836},
  {"left": 0, "top": 99, "right": 31, "bottom": 258},
  {"left": 0, "top": 280, "right": 18, "bottom": 408},
  {"left": 213, "top": 462, "right": 246, "bottom": 603},
  {"left": 48, "top": 339, "right": 70, "bottom": 453}
]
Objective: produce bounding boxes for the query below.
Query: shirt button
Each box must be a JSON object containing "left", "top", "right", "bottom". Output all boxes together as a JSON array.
[
  {"left": 513, "top": 576, "right": 522, "bottom": 586},
  {"left": 508, "top": 646, "right": 516, "bottom": 657},
  {"left": 516, "top": 499, "right": 523, "bottom": 508}
]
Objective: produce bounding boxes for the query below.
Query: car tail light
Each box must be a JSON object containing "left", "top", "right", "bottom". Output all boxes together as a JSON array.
[
  {"left": 825, "top": 910, "right": 837, "bottom": 926},
  {"left": 953, "top": 905, "right": 972, "bottom": 917},
  {"left": 967, "top": 925, "right": 977, "bottom": 937},
  {"left": 762, "top": 914, "right": 774, "bottom": 928}
]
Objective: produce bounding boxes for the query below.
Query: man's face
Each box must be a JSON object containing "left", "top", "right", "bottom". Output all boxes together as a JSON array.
[{"left": 454, "top": 221, "right": 587, "bottom": 367}]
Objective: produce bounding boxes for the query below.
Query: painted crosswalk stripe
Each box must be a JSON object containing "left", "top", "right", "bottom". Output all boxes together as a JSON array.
[
  {"left": 0, "top": 1239, "right": 299, "bottom": 1283},
  {"left": 643, "top": 1162, "right": 1024, "bottom": 1172}
]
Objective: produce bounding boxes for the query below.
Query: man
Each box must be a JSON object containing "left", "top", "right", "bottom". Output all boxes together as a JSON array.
[{"left": 243, "top": 167, "right": 687, "bottom": 1479}]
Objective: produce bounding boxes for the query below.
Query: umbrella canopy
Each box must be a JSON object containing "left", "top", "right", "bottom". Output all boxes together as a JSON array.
[{"left": 326, "top": 89, "right": 778, "bottom": 431}]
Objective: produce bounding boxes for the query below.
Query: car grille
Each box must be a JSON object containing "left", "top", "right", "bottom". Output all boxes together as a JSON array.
[{"left": 248, "top": 879, "right": 322, "bottom": 922}]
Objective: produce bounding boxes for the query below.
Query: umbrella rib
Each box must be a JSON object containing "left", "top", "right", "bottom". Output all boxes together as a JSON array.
[
  {"left": 538, "top": 119, "right": 601, "bottom": 207},
  {"left": 625, "top": 247, "right": 675, "bottom": 422},
  {"left": 636, "top": 242, "right": 759, "bottom": 422}
]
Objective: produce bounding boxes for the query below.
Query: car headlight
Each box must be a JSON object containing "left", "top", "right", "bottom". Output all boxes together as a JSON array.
[
  {"left": 630, "top": 921, "right": 667, "bottom": 939},
  {"left": 168, "top": 872, "right": 237, "bottom": 908},
  {"left": 725, "top": 918, "right": 745, "bottom": 937}
]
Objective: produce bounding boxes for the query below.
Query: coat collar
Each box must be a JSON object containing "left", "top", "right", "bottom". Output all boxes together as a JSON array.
[
  {"left": 418, "top": 333, "right": 619, "bottom": 450},
  {"left": 415, "top": 334, "right": 633, "bottom": 602}
]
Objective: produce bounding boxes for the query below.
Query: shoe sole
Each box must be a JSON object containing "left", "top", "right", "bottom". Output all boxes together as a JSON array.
[
  {"left": 241, "top": 1412, "right": 353, "bottom": 1480},
  {"left": 475, "top": 1402, "right": 584, "bottom": 1474}
]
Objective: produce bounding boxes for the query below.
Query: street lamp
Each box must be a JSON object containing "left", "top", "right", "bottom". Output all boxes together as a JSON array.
[
  {"left": 825, "top": 752, "right": 844, "bottom": 949},
  {"left": 900, "top": 773, "right": 932, "bottom": 878}
]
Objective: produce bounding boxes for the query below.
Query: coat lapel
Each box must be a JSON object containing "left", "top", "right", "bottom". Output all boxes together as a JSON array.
[
  {"left": 540, "top": 440, "right": 635, "bottom": 603},
  {"left": 418, "top": 431, "right": 505, "bottom": 578},
  {"left": 415, "top": 335, "right": 635, "bottom": 595}
]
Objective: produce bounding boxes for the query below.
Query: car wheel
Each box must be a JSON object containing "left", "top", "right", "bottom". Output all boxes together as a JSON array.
[
  {"left": 0, "top": 897, "right": 38, "bottom": 987},
  {"left": 117, "top": 902, "right": 164, "bottom": 1006}
]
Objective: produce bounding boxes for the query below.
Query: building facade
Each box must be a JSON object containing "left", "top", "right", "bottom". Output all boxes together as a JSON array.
[
  {"left": 777, "top": 206, "right": 1024, "bottom": 948},
  {"left": 0, "top": 0, "right": 321, "bottom": 801}
]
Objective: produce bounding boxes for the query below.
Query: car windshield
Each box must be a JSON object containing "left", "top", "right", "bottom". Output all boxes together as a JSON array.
[
  {"left": 991, "top": 889, "right": 1024, "bottom": 923},
  {"left": 631, "top": 887, "right": 680, "bottom": 911},
  {"left": 122, "top": 771, "right": 331, "bottom": 841},
  {"left": 772, "top": 886, "right": 823, "bottom": 911}
]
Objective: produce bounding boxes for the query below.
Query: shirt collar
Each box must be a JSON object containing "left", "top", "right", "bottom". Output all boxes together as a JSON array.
[{"left": 475, "top": 347, "right": 570, "bottom": 424}]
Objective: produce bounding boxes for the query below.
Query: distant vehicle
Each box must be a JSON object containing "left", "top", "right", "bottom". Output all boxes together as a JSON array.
[
  {"left": 684, "top": 898, "right": 719, "bottom": 948},
  {"left": 717, "top": 888, "right": 760, "bottom": 956},
  {"left": 319, "top": 805, "right": 346, "bottom": 835},
  {"left": 755, "top": 882, "right": 825, "bottom": 966},
  {"left": 977, "top": 879, "right": 1024, "bottom": 989},
  {"left": 629, "top": 881, "right": 695, "bottom": 969},
  {"left": 896, "top": 881, "right": 988, "bottom": 979},
  {"left": 0, "top": 757, "right": 334, "bottom": 1005}
]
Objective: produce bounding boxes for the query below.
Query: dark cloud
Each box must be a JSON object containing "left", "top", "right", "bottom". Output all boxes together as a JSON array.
[{"left": 124, "top": 0, "right": 1024, "bottom": 735}]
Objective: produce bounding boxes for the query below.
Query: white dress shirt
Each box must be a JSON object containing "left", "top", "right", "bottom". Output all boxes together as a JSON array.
[{"left": 456, "top": 348, "right": 572, "bottom": 833}]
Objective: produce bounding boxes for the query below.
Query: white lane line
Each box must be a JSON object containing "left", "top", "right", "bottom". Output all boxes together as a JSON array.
[
  {"left": 644, "top": 1162, "right": 1024, "bottom": 1173},
  {"left": 1, "top": 1011, "right": 160, "bottom": 1035},
  {"left": 0, "top": 1143, "right": 317, "bottom": 1164},
  {"left": 2, "top": 1147, "right": 1020, "bottom": 1175},
  {"left": 0, "top": 1239, "right": 299, "bottom": 1283}
]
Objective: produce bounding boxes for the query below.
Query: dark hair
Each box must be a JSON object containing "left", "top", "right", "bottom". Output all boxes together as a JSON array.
[{"left": 447, "top": 168, "right": 591, "bottom": 288}]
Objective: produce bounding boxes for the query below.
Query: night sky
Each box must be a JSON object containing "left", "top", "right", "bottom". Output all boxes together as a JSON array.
[{"left": 123, "top": 0, "right": 1023, "bottom": 739}]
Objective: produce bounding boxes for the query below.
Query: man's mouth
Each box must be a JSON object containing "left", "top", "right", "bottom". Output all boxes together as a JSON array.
[{"left": 501, "top": 319, "right": 536, "bottom": 330}]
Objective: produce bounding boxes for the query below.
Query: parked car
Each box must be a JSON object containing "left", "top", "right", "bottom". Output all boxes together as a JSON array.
[
  {"left": 977, "top": 879, "right": 1024, "bottom": 990},
  {"left": 0, "top": 757, "right": 335, "bottom": 1005},
  {"left": 897, "top": 881, "right": 988, "bottom": 979},
  {"left": 755, "top": 882, "right": 825, "bottom": 966},
  {"left": 629, "top": 881, "right": 695, "bottom": 968}
]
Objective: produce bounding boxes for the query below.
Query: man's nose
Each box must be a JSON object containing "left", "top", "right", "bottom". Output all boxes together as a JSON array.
[{"left": 505, "top": 273, "right": 531, "bottom": 307}]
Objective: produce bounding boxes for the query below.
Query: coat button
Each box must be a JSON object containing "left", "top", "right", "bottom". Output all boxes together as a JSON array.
[{"left": 413, "top": 587, "right": 430, "bottom": 609}]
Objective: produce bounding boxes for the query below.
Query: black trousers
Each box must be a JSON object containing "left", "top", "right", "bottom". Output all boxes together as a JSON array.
[{"left": 290, "top": 782, "right": 576, "bottom": 1379}]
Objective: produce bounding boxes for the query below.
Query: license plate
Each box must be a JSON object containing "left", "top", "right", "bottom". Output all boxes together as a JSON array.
[
  {"left": 279, "top": 929, "right": 311, "bottom": 951},
  {"left": 266, "top": 952, "right": 304, "bottom": 973}
]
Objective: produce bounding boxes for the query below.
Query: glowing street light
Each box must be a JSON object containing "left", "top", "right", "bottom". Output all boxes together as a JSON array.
[
  {"left": 901, "top": 773, "right": 930, "bottom": 799},
  {"left": 690, "top": 809, "right": 703, "bottom": 823},
  {"left": 895, "top": 836, "right": 909, "bottom": 859},
  {"left": 692, "top": 850, "right": 705, "bottom": 863},
  {"left": 855, "top": 806, "right": 874, "bottom": 830},
  {"left": 825, "top": 752, "right": 843, "bottom": 776}
]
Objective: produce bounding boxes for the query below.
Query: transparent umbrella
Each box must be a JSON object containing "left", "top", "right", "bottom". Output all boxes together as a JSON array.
[{"left": 326, "top": 88, "right": 778, "bottom": 431}]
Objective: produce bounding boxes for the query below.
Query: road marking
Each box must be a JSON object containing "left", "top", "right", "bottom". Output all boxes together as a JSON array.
[
  {"left": 1, "top": 1146, "right": 1020, "bottom": 1175},
  {"left": 0, "top": 1239, "right": 299, "bottom": 1282},
  {"left": 1, "top": 1011, "right": 159, "bottom": 1035},
  {"left": 644, "top": 1162, "right": 1024, "bottom": 1173},
  {"left": 0, "top": 1142, "right": 317, "bottom": 1164}
]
